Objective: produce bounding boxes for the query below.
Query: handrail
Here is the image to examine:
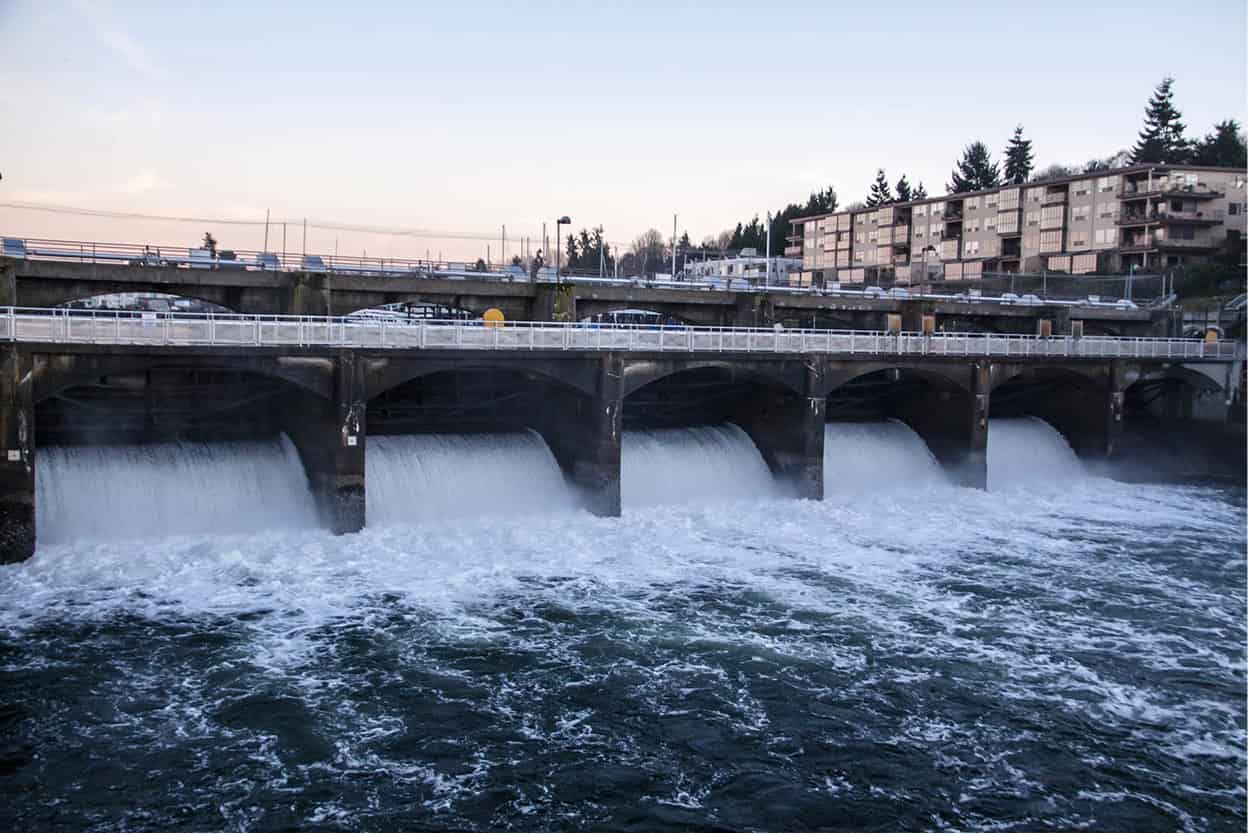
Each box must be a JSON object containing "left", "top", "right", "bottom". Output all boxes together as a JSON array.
[{"left": 0, "top": 307, "right": 1239, "bottom": 360}]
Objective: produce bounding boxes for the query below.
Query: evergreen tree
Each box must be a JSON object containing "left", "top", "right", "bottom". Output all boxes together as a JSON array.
[
  {"left": 1192, "top": 120, "right": 1247, "bottom": 168},
  {"left": 1131, "top": 77, "right": 1192, "bottom": 164},
  {"left": 913, "top": 182, "right": 928, "bottom": 199},
  {"left": 202, "top": 231, "right": 218, "bottom": 255},
  {"left": 865, "top": 169, "right": 893, "bottom": 207},
  {"left": 1003, "top": 125, "right": 1034, "bottom": 184},
  {"left": 894, "top": 175, "right": 913, "bottom": 203},
  {"left": 947, "top": 142, "right": 1001, "bottom": 193}
]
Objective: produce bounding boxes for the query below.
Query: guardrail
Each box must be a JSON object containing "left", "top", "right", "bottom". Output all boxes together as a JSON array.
[{"left": 0, "top": 308, "right": 1239, "bottom": 360}]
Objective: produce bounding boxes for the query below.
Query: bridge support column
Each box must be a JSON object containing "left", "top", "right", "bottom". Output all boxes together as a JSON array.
[
  {"left": 533, "top": 283, "right": 576, "bottom": 323},
  {"left": 893, "top": 362, "right": 987, "bottom": 489},
  {"left": 286, "top": 271, "right": 331, "bottom": 317},
  {"left": 287, "top": 352, "right": 365, "bottom": 534},
  {"left": 0, "top": 264, "right": 16, "bottom": 308},
  {"left": 0, "top": 348, "right": 34, "bottom": 563},
  {"left": 1103, "top": 362, "right": 1126, "bottom": 459},
  {"left": 734, "top": 364, "right": 825, "bottom": 500},
  {"left": 539, "top": 355, "right": 622, "bottom": 516}
]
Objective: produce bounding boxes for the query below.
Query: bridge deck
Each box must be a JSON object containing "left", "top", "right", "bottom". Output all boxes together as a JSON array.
[{"left": 0, "top": 308, "right": 1238, "bottom": 361}]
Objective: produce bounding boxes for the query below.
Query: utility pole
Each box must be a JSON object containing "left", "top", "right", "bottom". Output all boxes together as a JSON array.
[
  {"left": 765, "top": 211, "right": 772, "bottom": 289},
  {"left": 302, "top": 218, "right": 307, "bottom": 260},
  {"left": 263, "top": 209, "right": 270, "bottom": 252},
  {"left": 501, "top": 225, "right": 506, "bottom": 265},
  {"left": 671, "top": 213, "right": 679, "bottom": 279}
]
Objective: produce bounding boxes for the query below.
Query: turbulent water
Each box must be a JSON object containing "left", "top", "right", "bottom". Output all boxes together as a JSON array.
[{"left": 1, "top": 422, "right": 1244, "bottom": 831}]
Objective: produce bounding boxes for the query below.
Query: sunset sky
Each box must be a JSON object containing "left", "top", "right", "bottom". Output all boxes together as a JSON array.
[{"left": 1, "top": 0, "right": 1245, "bottom": 262}]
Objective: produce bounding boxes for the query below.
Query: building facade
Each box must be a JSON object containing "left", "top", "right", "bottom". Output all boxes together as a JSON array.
[
  {"left": 787, "top": 164, "right": 1248, "bottom": 285},
  {"left": 684, "top": 251, "right": 803, "bottom": 286}
]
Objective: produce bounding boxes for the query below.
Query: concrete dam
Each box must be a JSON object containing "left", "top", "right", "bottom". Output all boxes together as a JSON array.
[{"left": 0, "top": 308, "right": 1239, "bottom": 563}]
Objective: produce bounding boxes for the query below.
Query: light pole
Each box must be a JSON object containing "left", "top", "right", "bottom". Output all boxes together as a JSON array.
[{"left": 555, "top": 215, "right": 571, "bottom": 284}]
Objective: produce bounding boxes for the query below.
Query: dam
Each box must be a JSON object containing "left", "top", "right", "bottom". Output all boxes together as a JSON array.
[{"left": 0, "top": 306, "right": 1239, "bottom": 562}]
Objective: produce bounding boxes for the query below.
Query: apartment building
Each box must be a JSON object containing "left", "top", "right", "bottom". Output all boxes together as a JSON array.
[
  {"left": 684, "top": 251, "right": 802, "bottom": 286},
  {"left": 787, "top": 164, "right": 1248, "bottom": 285}
]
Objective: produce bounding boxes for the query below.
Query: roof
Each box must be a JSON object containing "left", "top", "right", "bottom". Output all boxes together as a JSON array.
[{"left": 789, "top": 163, "right": 1245, "bottom": 227}]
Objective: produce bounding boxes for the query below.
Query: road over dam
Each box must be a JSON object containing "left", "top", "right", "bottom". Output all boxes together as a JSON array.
[{"left": 1, "top": 255, "right": 1168, "bottom": 336}]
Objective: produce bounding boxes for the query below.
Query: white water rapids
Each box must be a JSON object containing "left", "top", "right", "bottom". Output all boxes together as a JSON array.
[
  {"left": 5, "top": 419, "right": 1243, "bottom": 831},
  {"left": 32, "top": 419, "right": 1086, "bottom": 543}
]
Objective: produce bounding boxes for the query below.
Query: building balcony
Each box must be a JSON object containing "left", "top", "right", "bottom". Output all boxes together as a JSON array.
[
  {"left": 1117, "top": 184, "right": 1224, "bottom": 201},
  {"left": 784, "top": 245, "right": 803, "bottom": 257},
  {"left": 1042, "top": 191, "right": 1067, "bottom": 205},
  {"left": 1116, "top": 210, "right": 1224, "bottom": 227}
]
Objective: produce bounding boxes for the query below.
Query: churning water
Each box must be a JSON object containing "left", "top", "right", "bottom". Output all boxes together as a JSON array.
[{"left": 2, "top": 422, "right": 1243, "bottom": 831}]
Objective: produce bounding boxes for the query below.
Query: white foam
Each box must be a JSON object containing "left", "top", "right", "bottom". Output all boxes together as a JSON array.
[
  {"left": 366, "top": 431, "right": 578, "bottom": 525},
  {"left": 622, "top": 424, "right": 780, "bottom": 508},
  {"left": 823, "top": 420, "right": 946, "bottom": 492},
  {"left": 35, "top": 436, "right": 318, "bottom": 544},
  {"left": 988, "top": 417, "right": 1084, "bottom": 490}
]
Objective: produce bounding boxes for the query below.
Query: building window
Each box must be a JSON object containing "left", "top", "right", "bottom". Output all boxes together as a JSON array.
[
  {"left": 1072, "top": 206, "right": 1089, "bottom": 222},
  {"left": 914, "top": 227, "right": 924, "bottom": 238},
  {"left": 984, "top": 215, "right": 997, "bottom": 230},
  {"left": 1074, "top": 180, "right": 1091, "bottom": 196},
  {"left": 1026, "top": 211, "right": 1040, "bottom": 227},
  {"left": 1230, "top": 202, "right": 1242, "bottom": 216},
  {"left": 930, "top": 223, "right": 941, "bottom": 237},
  {"left": 1071, "top": 235, "right": 1088, "bottom": 249},
  {"left": 966, "top": 196, "right": 979, "bottom": 210},
  {"left": 1095, "top": 228, "right": 1118, "bottom": 245}
]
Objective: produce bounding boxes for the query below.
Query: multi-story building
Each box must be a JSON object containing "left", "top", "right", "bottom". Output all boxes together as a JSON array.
[{"left": 786, "top": 164, "right": 1248, "bottom": 285}]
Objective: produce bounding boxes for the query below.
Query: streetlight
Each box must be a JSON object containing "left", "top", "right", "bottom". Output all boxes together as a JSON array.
[{"left": 555, "top": 215, "right": 571, "bottom": 283}]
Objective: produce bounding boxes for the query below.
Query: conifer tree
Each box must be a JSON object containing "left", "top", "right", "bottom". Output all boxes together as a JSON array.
[
  {"left": 1003, "top": 125, "right": 1034, "bottom": 185},
  {"left": 1131, "top": 77, "right": 1191, "bottom": 164},
  {"left": 1191, "top": 119, "right": 1247, "bottom": 168},
  {"left": 913, "top": 182, "right": 928, "bottom": 200},
  {"left": 865, "top": 169, "right": 893, "bottom": 207},
  {"left": 947, "top": 142, "right": 1001, "bottom": 193},
  {"left": 894, "top": 175, "right": 913, "bottom": 203}
]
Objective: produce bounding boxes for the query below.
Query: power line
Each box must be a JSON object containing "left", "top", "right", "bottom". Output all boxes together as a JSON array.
[{"left": 0, "top": 200, "right": 635, "bottom": 248}]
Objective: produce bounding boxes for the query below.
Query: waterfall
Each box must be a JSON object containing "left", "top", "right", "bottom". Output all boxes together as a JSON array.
[
  {"left": 988, "top": 417, "right": 1084, "bottom": 490},
  {"left": 365, "top": 431, "right": 578, "bottom": 526},
  {"left": 823, "top": 420, "right": 946, "bottom": 492},
  {"left": 622, "top": 424, "right": 779, "bottom": 508},
  {"left": 36, "top": 436, "right": 318, "bottom": 544}
]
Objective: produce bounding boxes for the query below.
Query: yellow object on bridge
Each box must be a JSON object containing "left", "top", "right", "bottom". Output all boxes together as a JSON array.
[{"left": 483, "top": 308, "right": 505, "bottom": 327}]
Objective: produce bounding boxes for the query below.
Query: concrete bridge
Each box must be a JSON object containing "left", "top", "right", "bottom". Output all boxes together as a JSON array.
[
  {"left": 0, "top": 256, "right": 1168, "bottom": 336},
  {"left": 0, "top": 309, "right": 1238, "bottom": 563}
]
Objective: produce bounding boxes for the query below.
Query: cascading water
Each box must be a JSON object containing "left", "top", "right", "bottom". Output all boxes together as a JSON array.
[
  {"left": 823, "top": 420, "right": 946, "bottom": 492},
  {"left": 365, "top": 431, "right": 578, "bottom": 525},
  {"left": 622, "top": 424, "right": 779, "bottom": 508},
  {"left": 35, "top": 436, "right": 319, "bottom": 544},
  {"left": 988, "top": 416, "right": 1084, "bottom": 490}
]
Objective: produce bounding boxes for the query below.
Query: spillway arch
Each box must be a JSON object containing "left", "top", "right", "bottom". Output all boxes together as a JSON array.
[
  {"left": 363, "top": 356, "right": 602, "bottom": 402},
  {"left": 31, "top": 353, "right": 335, "bottom": 406},
  {"left": 620, "top": 359, "right": 808, "bottom": 399}
]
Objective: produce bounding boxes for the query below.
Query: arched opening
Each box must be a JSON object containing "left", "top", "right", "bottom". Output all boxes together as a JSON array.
[
  {"left": 365, "top": 367, "right": 598, "bottom": 520},
  {"left": 55, "top": 291, "right": 234, "bottom": 314},
  {"left": 622, "top": 365, "right": 816, "bottom": 503},
  {"left": 33, "top": 367, "right": 327, "bottom": 542},
  {"left": 579, "top": 308, "right": 696, "bottom": 327},
  {"left": 988, "top": 368, "right": 1104, "bottom": 456},
  {"left": 824, "top": 367, "right": 974, "bottom": 482},
  {"left": 1118, "top": 371, "right": 1239, "bottom": 479},
  {"left": 346, "top": 301, "right": 479, "bottom": 322}
]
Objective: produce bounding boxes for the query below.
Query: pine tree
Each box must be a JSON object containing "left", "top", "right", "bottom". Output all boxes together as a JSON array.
[
  {"left": 1192, "top": 120, "right": 1247, "bottom": 168},
  {"left": 913, "top": 182, "right": 928, "bottom": 200},
  {"left": 947, "top": 142, "right": 1001, "bottom": 193},
  {"left": 865, "top": 169, "right": 893, "bottom": 207},
  {"left": 1003, "top": 125, "right": 1034, "bottom": 185},
  {"left": 202, "top": 232, "right": 218, "bottom": 255},
  {"left": 1131, "top": 77, "right": 1192, "bottom": 164},
  {"left": 894, "top": 175, "right": 913, "bottom": 203}
]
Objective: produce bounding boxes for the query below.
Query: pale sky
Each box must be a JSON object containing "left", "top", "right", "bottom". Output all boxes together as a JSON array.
[{"left": 1, "top": 0, "right": 1245, "bottom": 262}]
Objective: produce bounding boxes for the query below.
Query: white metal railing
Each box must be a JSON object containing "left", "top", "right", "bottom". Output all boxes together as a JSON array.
[{"left": 0, "top": 307, "right": 1240, "bottom": 361}]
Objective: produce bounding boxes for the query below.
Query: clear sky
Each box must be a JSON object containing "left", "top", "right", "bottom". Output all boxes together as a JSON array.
[{"left": 1, "top": 0, "right": 1244, "bottom": 261}]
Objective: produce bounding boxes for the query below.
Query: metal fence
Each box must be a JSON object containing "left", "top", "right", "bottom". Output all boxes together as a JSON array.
[{"left": 1, "top": 307, "right": 1238, "bottom": 360}]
